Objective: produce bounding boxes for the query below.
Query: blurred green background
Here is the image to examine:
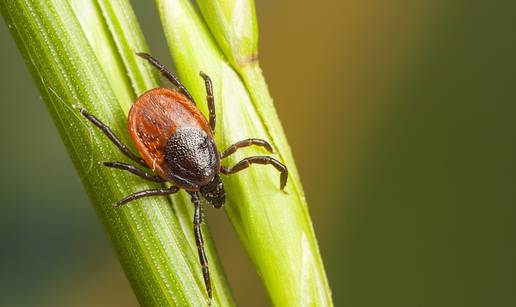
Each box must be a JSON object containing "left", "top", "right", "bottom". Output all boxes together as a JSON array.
[{"left": 1, "top": 0, "right": 515, "bottom": 306}]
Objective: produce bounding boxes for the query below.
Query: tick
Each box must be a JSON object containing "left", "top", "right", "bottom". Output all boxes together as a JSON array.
[{"left": 80, "top": 52, "right": 288, "bottom": 300}]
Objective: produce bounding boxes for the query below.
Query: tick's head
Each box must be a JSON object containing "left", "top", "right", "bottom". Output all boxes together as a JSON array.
[{"left": 200, "top": 175, "right": 225, "bottom": 208}]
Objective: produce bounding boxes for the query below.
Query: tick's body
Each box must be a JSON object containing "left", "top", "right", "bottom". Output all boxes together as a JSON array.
[
  {"left": 80, "top": 53, "right": 288, "bottom": 301},
  {"left": 129, "top": 88, "right": 219, "bottom": 189}
]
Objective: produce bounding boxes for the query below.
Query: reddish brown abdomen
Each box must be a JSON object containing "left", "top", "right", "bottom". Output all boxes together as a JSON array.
[{"left": 128, "top": 88, "right": 211, "bottom": 181}]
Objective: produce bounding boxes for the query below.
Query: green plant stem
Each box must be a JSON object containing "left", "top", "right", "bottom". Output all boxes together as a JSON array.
[
  {"left": 0, "top": 0, "right": 234, "bottom": 306},
  {"left": 158, "top": 0, "right": 333, "bottom": 305}
]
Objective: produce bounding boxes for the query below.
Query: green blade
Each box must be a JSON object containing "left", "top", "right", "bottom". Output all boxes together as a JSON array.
[{"left": 0, "top": 0, "right": 235, "bottom": 305}]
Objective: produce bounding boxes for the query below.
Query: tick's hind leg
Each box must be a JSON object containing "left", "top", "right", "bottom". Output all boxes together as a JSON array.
[
  {"left": 103, "top": 161, "right": 165, "bottom": 183},
  {"left": 221, "top": 156, "right": 288, "bottom": 190},
  {"left": 115, "top": 186, "right": 179, "bottom": 207},
  {"left": 80, "top": 109, "right": 147, "bottom": 168},
  {"left": 136, "top": 52, "right": 195, "bottom": 103},
  {"left": 220, "top": 138, "right": 273, "bottom": 159},
  {"left": 189, "top": 192, "right": 212, "bottom": 300}
]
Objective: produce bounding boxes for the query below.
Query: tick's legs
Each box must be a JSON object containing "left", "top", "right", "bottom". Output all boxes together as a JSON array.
[
  {"left": 80, "top": 109, "right": 148, "bottom": 168},
  {"left": 200, "top": 72, "right": 216, "bottom": 133},
  {"left": 221, "top": 156, "right": 288, "bottom": 190},
  {"left": 189, "top": 192, "right": 212, "bottom": 300},
  {"left": 136, "top": 52, "right": 195, "bottom": 103},
  {"left": 220, "top": 139, "right": 274, "bottom": 159},
  {"left": 103, "top": 161, "right": 165, "bottom": 183},
  {"left": 115, "top": 186, "right": 179, "bottom": 207}
]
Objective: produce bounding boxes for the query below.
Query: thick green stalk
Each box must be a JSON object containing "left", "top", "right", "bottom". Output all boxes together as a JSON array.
[
  {"left": 158, "top": 0, "right": 333, "bottom": 305},
  {"left": 0, "top": 0, "right": 234, "bottom": 306}
]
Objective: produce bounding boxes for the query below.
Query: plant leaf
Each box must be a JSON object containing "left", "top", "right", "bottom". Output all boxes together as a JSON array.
[{"left": 0, "top": 0, "right": 235, "bottom": 305}]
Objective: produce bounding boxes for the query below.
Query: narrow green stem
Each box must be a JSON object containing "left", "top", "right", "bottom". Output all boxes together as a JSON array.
[{"left": 158, "top": 0, "right": 333, "bottom": 305}]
